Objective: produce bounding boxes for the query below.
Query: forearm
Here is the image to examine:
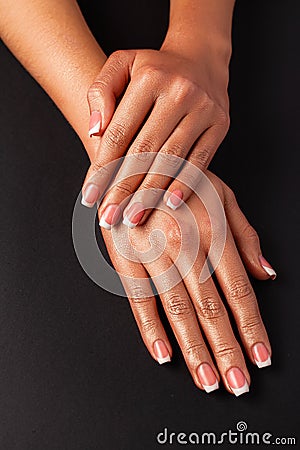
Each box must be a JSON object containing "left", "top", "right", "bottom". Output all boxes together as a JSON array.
[
  {"left": 0, "top": 0, "right": 106, "bottom": 157},
  {"left": 162, "top": 0, "right": 235, "bottom": 66}
]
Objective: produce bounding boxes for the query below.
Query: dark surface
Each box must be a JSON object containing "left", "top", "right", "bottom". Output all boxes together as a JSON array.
[{"left": 0, "top": 1, "right": 299, "bottom": 449}]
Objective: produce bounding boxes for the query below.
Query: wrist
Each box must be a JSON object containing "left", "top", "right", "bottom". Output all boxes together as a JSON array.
[{"left": 161, "top": 29, "right": 232, "bottom": 69}]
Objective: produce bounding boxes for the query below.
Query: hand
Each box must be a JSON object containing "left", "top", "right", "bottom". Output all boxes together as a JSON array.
[
  {"left": 100, "top": 171, "right": 276, "bottom": 396},
  {"left": 82, "top": 48, "right": 230, "bottom": 228}
]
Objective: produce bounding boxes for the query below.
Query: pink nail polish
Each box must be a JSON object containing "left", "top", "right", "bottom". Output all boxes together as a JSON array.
[
  {"left": 123, "top": 202, "right": 144, "bottom": 228},
  {"left": 166, "top": 190, "right": 183, "bottom": 211},
  {"left": 258, "top": 255, "right": 277, "bottom": 280},
  {"left": 197, "top": 363, "right": 219, "bottom": 393},
  {"left": 88, "top": 111, "right": 101, "bottom": 137},
  {"left": 153, "top": 340, "right": 171, "bottom": 364},
  {"left": 226, "top": 367, "right": 249, "bottom": 397},
  {"left": 81, "top": 183, "right": 100, "bottom": 207},
  {"left": 252, "top": 343, "right": 271, "bottom": 368},
  {"left": 99, "top": 204, "right": 121, "bottom": 230}
]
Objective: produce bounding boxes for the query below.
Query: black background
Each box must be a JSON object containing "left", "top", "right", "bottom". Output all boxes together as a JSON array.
[{"left": 0, "top": 1, "right": 299, "bottom": 449}]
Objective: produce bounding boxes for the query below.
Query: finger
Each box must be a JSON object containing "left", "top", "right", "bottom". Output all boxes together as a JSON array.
[
  {"left": 213, "top": 226, "right": 272, "bottom": 370},
  {"left": 145, "top": 256, "right": 220, "bottom": 393},
  {"left": 101, "top": 228, "right": 172, "bottom": 365},
  {"left": 120, "top": 111, "right": 212, "bottom": 226},
  {"left": 223, "top": 183, "right": 277, "bottom": 280},
  {"left": 168, "top": 238, "right": 250, "bottom": 396},
  {"left": 98, "top": 100, "right": 189, "bottom": 227},
  {"left": 87, "top": 50, "right": 135, "bottom": 136},
  {"left": 163, "top": 124, "right": 227, "bottom": 210},
  {"left": 82, "top": 78, "right": 155, "bottom": 208}
]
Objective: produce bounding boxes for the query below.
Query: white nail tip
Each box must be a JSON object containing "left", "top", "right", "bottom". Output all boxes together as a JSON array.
[
  {"left": 255, "top": 357, "right": 271, "bottom": 368},
  {"left": 81, "top": 197, "right": 94, "bottom": 208},
  {"left": 157, "top": 355, "right": 171, "bottom": 365},
  {"left": 99, "top": 217, "right": 111, "bottom": 230},
  {"left": 88, "top": 121, "right": 101, "bottom": 137},
  {"left": 262, "top": 265, "right": 277, "bottom": 279},
  {"left": 231, "top": 381, "right": 250, "bottom": 397},
  {"left": 202, "top": 381, "right": 219, "bottom": 393},
  {"left": 122, "top": 216, "right": 137, "bottom": 228},
  {"left": 166, "top": 198, "right": 178, "bottom": 210}
]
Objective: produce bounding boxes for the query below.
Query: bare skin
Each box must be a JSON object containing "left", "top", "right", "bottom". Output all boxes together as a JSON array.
[
  {"left": 83, "top": 0, "right": 235, "bottom": 221},
  {"left": 103, "top": 171, "right": 271, "bottom": 394},
  {"left": 0, "top": 0, "right": 274, "bottom": 395}
]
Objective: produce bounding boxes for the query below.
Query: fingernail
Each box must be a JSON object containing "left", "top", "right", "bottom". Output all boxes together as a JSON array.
[
  {"left": 259, "top": 255, "right": 277, "bottom": 280},
  {"left": 99, "top": 204, "right": 121, "bottom": 230},
  {"left": 197, "top": 363, "right": 219, "bottom": 393},
  {"left": 252, "top": 343, "right": 271, "bottom": 368},
  {"left": 122, "top": 202, "right": 144, "bottom": 228},
  {"left": 81, "top": 183, "right": 100, "bottom": 207},
  {"left": 166, "top": 189, "right": 183, "bottom": 211},
  {"left": 153, "top": 339, "right": 171, "bottom": 364},
  {"left": 226, "top": 367, "right": 249, "bottom": 397},
  {"left": 88, "top": 111, "right": 101, "bottom": 137}
]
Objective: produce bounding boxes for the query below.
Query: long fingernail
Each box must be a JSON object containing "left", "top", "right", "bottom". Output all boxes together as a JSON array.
[
  {"left": 252, "top": 343, "right": 271, "bottom": 368},
  {"left": 99, "top": 204, "right": 121, "bottom": 230},
  {"left": 258, "top": 255, "right": 277, "bottom": 280},
  {"left": 226, "top": 367, "right": 249, "bottom": 397},
  {"left": 197, "top": 363, "right": 219, "bottom": 393},
  {"left": 153, "top": 339, "right": 171, "bottom": 364},
  {"left": 166, "top": 190, "right": 183, "bottom": 211},
  {"left": 123, "top": 202, "right": 144, "bottom": 228},
  {"left": 88, "top": 111, "right": 101, "bottom": 137},
  {"left": 81, "top": 183, "right": 100, "bottom": 207}
]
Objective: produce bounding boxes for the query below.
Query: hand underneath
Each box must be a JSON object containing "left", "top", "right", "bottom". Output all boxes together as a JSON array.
[
  {"left": 100, "top": 171, "right": 275, "bottom": 396},
  {"left": 82, "top": 48, "right": 230, "bottom": 228}
]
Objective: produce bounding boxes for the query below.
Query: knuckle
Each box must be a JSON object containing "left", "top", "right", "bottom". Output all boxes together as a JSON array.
[
  {"left": 107, "top": 50, "right": 128, "bottom": 72},
  {"left": 196, "top": 293, "right": 225, "bottom": 319},
  {"left": 218, "top": 109, "right": 230, "bottom": 131},
  {"left": 138, "top": 65, "right": 162, "bottom": 84},
  {"left": 243, "top": 224, "right": 259, "bottom": 243},
  {"left": 159, "top": 144, "right": 185, "bottom": 168},
  {"left": 113, "top": 179, "right": 133, "bottom": 197},
  {"left": 214, "top": 344, "right": 240, "bottom": 361},
  {"left": 87, "top": 81, "right": 104, "bottom": 102},
  {"left": 239, "top": 316, "right": 262, "bottom": 339},
  {"left": 141, "top": 177, "right": 163, "bottom": 192},
  {"left": 109, "top": 49, "right": 125, "bottom": 62},
  {"left": 225, "top": 186, "right": 237, "bottom": 209},
  {"left": 228, "top": 275, "right": 253, "bottom": 303},
  {"left": 90, "top": 159, "right": 110, "bottom": 175},
  {"left": 184, "top": 340, "right": 206, "bottom": 360},
  {"left": 190, "top": 146, "right": 212, "bottom": 170},
  {"left": 165, "top": 292, "right": 192, "bottom": 317},
  {"left": 103, "top": 122, "right": 126, "bottom": 149},
  {"left": 196, "top": 91, "right": 214, "bottom": 112},
  {"left": 140, "top": 318, "right": 157, "bottom": 335},
  {"left": 172, "top": 77, "right": 199, "bottom": 103},
  {"left": 131, "top": 138, "right": 156, "bottom": 161}
]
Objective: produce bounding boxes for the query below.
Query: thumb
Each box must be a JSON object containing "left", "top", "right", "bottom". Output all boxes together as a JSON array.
[{"left": 87, "top": 50, "right": 136, "bottom": 137}]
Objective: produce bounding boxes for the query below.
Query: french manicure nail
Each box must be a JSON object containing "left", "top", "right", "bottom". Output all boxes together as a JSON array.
[
  {"left": 166, "top": 189, "right": 183, "bottom": 211},
  {"left": 88, "top": 111, "right": 101, "bottom": 137},
  {"left": 252, "top": 342, "right": 271, "bottom": 368},
  {"left": 153, "top": 339, "right": 171, "bottom": 364},
  {"left": 259, "top": 255, "right": 277, "bottom": 280},
  {"left": 122, "top": 202, "right": 144, "bottom": 228},
  {"left": 226, "top": 367, "right": 249, "bottom": 397},
  {"left": 197, "top": 363, "right": 219, "bottom": 393},
  {"left": 99, "top": 204, "right": 121, "bottom": 230},
  {"left": 81, "top": 183, "right": 100, "bottom": 207}
]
